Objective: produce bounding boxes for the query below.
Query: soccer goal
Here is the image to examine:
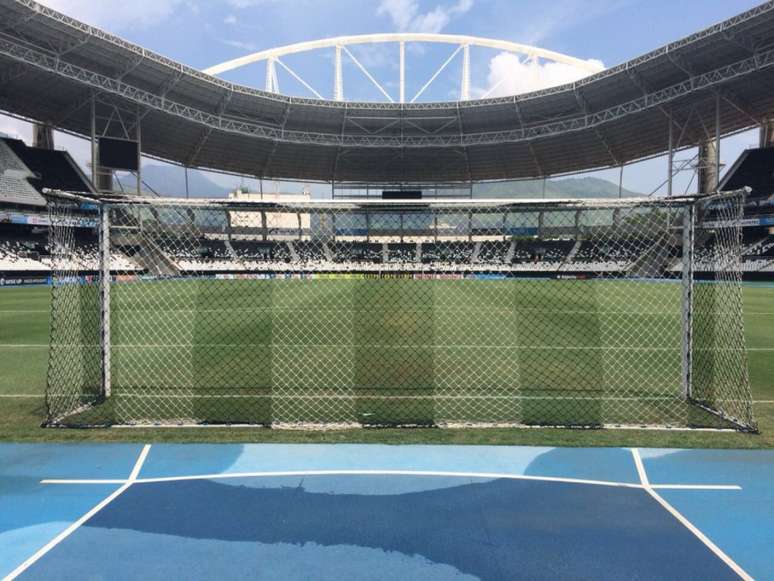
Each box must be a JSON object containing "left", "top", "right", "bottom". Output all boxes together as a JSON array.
[{"left": 44, "top": 191, "right": 756, "bottom": 431}]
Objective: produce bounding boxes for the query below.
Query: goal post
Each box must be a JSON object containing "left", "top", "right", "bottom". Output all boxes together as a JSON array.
[{"left": 44, "top": 190, "right": 756, "bottom": 431}]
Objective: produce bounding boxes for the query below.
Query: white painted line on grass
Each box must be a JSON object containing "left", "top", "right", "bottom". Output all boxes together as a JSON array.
[
  {"left": 0, "top": 394, "right": 40, "bottom": 398},
  {"left": 630, "top": 448, "right": 752, "bottom": 581},
  {"left": 5, "top": 445, "right": 151, "bottom": 581}
]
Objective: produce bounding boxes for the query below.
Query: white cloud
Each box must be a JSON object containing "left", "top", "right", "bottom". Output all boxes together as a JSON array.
[
  {"left": 227, "top": 0, "right": 278, "bottom": 7},
  {"left": 224, "top": 14, "right": 237, "bottom": 25},
  {"left": 220, "top": 38, "right": 259, "bottom": 52},
  {"left": 378, "top": 0, "right": 473, "bottom": 34},
  {"left": 36, "top": 0, "right": 185, "bottom": 30},
  {"left": 478, "top": 52, "right": 604, "bottom": 98}
]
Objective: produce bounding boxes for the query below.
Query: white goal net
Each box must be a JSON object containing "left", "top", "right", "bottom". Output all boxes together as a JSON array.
[{"left": 45, "top": 191, "right": 755, "bottom": 430}]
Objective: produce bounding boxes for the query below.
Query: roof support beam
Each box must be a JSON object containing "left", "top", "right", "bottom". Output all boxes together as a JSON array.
[
  {"left": 186, "top": 90, "right": 233, "bottom": 166},
  {"left": 0, "top": 10, "right": 38, "bottom": 36},
  {"left": 341, "top": 45, "right": 393, "bottom": 102},
  {"left": 594, "top": 127, "right": 621, "bottom": 165},
  {"left": 1, "top": 20, "right": 774, "bottom": 166},
  {"left": 0, "top": 61, "right": 28, "bottom": 84},
  {"left": 412, "top": 44, "right": 463, "bottom": 103},
  {"left": 718, "top": 88, "right": 764, "bottom": 126}
]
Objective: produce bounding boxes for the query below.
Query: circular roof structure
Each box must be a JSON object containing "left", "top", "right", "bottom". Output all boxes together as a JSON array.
[{"left": 1, "top": 0, "right": 774, "bottom": 184}]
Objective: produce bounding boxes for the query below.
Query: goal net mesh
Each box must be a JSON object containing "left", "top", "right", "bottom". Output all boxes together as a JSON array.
[{"left": 45, "top": 192, "right": 755, "bottom": 430}]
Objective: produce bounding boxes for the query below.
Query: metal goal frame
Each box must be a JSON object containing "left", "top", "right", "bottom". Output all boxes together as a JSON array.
[{"left": 44, "top": 190, "right": 756, "bottom": 431}]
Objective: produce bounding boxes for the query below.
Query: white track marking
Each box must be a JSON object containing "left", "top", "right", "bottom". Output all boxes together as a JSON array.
[
  {"left": 629, "top": 448, "right": 752, "bottom": 581},
  {"left": 5, "top": 445, "right": 151, "bottom": 581},
  {"left": 40, "top": 469, "right": 739, "bottom": 492},
  {"left": 0, "top": 344, "right": 47, "bottom": 348},
  {"left": 650, "top": 484, "right": 741, "bottom": 490},
  {"left": 128, "top": 445, "right": 151, "bottom": 480},
  {"left": 61, "top": 470, "right": 644, "bottom": 489},
  {"left": 41, "top": 479, "right": 129, "bottom": 485},
  {"left": 0, "top": 394, "right": 40, "bottom": 398}
]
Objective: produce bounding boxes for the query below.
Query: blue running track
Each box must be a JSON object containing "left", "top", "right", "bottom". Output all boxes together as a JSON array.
[{"left": 1, "top": 444, "right": 772, "bottom": 580}]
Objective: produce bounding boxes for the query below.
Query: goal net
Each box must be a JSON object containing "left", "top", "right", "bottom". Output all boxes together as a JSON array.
[{"left": 44, "top": 191, "right": 756, "bottom": 431}]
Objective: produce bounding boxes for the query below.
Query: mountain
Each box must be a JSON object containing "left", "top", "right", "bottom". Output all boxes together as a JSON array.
[
  {"left": 118, "top": 164, "right": 641, "bottom": 199},
  {"left": 473, "top": 177, "right": 640, "bottom": 198}
]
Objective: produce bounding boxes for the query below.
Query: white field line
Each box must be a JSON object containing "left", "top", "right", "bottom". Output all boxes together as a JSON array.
[
  {"left": 629, "top": 448, "right": 752, "bottom": 581},
  {"left": 109, "top": 393, "right": 677, "bottom": 401},
  {"left": 7, "top": 343, "right": 772, "bottom": 351},
  {"left": 40, "top": 469, "right": 740, "bottom": 492},
  {"left": 4, "top": 445, "right": 151, "bottom": 581},
  {"left": 10, "top": 393, "right": 774, "bottom": 405}
]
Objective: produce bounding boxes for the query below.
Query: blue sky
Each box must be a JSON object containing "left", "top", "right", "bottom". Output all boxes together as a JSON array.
[{"left": 0, "top": 0, "right": 766, "bottom": 194}]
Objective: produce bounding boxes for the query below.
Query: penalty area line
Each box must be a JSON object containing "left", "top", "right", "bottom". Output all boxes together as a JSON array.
[
  {"left": 630, "top": 448, "right": 752, "bottom": 581},
  {"left": 5, "top": 444, "right": 151, "bottom": 581}
]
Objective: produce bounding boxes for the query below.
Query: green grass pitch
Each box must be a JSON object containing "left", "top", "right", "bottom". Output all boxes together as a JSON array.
[{"left": 1, "top": 279, "right": 773, "bottom": 446}]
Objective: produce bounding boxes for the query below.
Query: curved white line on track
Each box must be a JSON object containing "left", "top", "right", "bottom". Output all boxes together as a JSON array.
[{"left": 40, "top": 470, "right": 741, "bottom": 492}]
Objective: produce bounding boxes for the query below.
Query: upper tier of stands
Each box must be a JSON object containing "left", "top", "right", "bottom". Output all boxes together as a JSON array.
[
  {"left": 3, "top": 138, "right": 94, "bottom": 195},
  {"left": 0, "top": 138, "right": 93, "bottom": 208},
  {"left": 0, "top": 140, "right": 45, "bottom": 207}
]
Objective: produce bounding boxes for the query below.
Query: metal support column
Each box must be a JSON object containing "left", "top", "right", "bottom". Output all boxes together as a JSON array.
[
  {"left": 90, "top": 94, "right": 97, "bottom": 186},
  {"left": 399, "top": 41, "right": 405, "bottom": 103},
  {"left": 667, "top": 111, "right": 674, "bottom": 197},
  {"left": 681, "top": 203, "right": 695, "bottom": 400},
  {"left": 334, "top": 46, "right": 343, "bottom": 101},
  {"left": 99, "top": 204, "right": 112, "bottom": 398},
  {"left": 461, "top": 44, "right": 470, "bottom": 101},
  {"left": 715, "top": 92, "right": 721, "bottom": 190},
  {"left": 618, "top": 165, "right": 624, "bottom": 198},
  {"left": 135, "top": 105, "right": 142, "bottom": 195}
]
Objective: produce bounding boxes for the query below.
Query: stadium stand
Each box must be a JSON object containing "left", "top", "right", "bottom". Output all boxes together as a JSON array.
[
  {"left": 0, "top": 139, "right": 46, "bottom": 207},
  {"left": 2, "top": 138, "right": 94, "bottom": 195},
  {"left": 2, "top": 139, "right": 774, "bottom": 280}
]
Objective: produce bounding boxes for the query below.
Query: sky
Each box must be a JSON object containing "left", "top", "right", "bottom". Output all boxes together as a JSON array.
[{"left": 0, "top": 0, "right": 766, "bottom": 195}]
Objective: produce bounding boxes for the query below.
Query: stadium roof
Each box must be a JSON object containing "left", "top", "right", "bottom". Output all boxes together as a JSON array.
[{"left": 2, "top": 0, "right": 774, "bottom": 184}]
